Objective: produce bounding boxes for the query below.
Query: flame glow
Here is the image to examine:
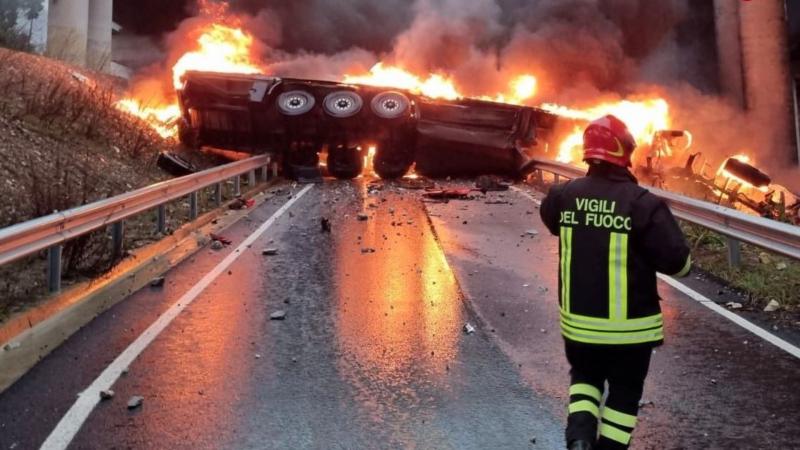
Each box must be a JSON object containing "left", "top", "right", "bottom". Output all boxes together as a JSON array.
[
  {"left": 171, "top": 24, "right": 262, "bottom": 90},
  {"left": 343, "top": 63, "right": 461, "bottom": 100},
  {"left": 543, "top": 98, "right": 671, "bottom": 165},
  {"left": 115, "top": 99, "right": 181, "bottom": 138}
]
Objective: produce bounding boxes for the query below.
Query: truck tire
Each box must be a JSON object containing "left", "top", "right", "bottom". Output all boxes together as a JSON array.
[
  {"left": 323, "top": 91, "right": 363, "bottom": 118},
  {"left": 371, "top": 92, "right": 410, "bottom": 119},
  {"left": 374, "top": 145, "right": 413, "bottom": 179},
  {"left": 328, "top": 146, "right": 364, "bottom": 179},
  {"left": 277, "top": 90, "right": 316, "bottom": 116}
]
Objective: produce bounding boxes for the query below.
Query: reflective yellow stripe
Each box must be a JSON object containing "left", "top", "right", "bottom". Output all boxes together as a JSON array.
[
  {"left": 560, "top": 312, "right": 663, "bottom": 331},
  {"left": 562, "top": 322, "right": 664, "bottom": 345},
  {"left": 608, "top": 232, "right": 629, "bottom": 321},
  {"left": 603, "top": 407, "right": 637, "bottom": 428},
  {"left": 600, "top": 423, "right": 631, "bottom": 445},
  {"left": 569, "top": 383, "right": 602, "bottom": 402},
  {"left": 560, "top": 227, "right": 573, "bottom": 313},
  {"left": 673, "top": 255, "right": 692, "bottom": 278},
  {"left": 569, "top": 400, "right": 599, "bottom": 418}
]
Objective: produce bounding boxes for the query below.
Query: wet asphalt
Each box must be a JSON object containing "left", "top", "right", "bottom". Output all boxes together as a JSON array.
[
  {"left": 0, "top": 179, "right": 798, "bottom": 449},
  {"left": 0, "top": 180, "right": 561, "bottom": 449}
]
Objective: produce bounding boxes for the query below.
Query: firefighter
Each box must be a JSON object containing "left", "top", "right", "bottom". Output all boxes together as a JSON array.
[{"left": 540, "top": 115, "right": 691, "bottom": 450}]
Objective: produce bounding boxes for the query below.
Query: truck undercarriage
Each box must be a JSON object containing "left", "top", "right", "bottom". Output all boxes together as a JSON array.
[{"left": 176, "top": 71, "right": 559, "bottom": 180}]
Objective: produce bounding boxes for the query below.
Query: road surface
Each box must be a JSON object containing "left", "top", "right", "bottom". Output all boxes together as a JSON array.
[{"left": 0, "top": 179, "right": 798, "bottom": 449}]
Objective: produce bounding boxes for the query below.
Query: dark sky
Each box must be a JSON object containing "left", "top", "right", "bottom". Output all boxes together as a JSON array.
[{"left": 114, "top": 0, "right": 189, "bottom": 35}]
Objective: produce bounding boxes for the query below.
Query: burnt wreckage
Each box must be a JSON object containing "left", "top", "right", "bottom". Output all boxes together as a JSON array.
[{"left": 175, "top": 71, "right": 559, "bottom": 179}]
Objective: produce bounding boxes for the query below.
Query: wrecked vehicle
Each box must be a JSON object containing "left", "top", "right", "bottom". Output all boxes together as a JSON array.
[{"left": 176, "top": 71, "right": 559, "bottom": 180}]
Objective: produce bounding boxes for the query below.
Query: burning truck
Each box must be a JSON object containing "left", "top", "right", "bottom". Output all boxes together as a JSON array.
[{"left": 173, "top": 70, "right": 559, "bottom": 180}]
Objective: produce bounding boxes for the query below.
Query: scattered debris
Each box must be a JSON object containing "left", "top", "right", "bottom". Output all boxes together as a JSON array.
[
  {"left": 262, "top": 248, "right": 279, "bottom": 256},
  {"left": 726, "top": 302, "right": 743, "bottom": 310},
  {"left": 270, "top": 310, "right": 287, "bottom": 320},
  {"left": 127, "top": 396, "right": 144, "bottom": 410},
  {"left": 463, "top": 323, "right": 476, "bottom": 334},
  {"left": 638, "top": 399, "right": 655, "bottom": 408},
  {"left": 3, "top": 342, "right": 21, "bottom": 351},
  {"left": 361, "top": 247, "right": 377, "bottom": 254},
  {"left": 484, "top": 200, "right": 510, "bottom": 205},
  {"left": 764, "top": 300, "right": 781, "bottom": 312},
  {"left": 475, "top": 175, "right": 511, "bottom": 192},
  {"left": 423, "top": 188, "right": 475, "bottom": 200},
  {"left": 150, "top": 277, "right": 166, "bottom": 288},
  {"left": 524, "top": 229, "right": 539, "bottom": 237},
  {"left": 100, "top": 390, "right": 115, "bottom": 401},
  {"left": 758, "top": 252, "right": 771, "bottom": 265},
  {"left": 321, "top": 218, "right": 332, "bottom": 233},
  {"left": 399, "top": 177, "right": 435, "bottom": 190},
  {"left": 357, "top": 213, "right": 369, "bottom": 221},
  {"left": 255, "top": 354, "right": 262, "bottom": 359},
  {"left": 210, "top": 234, "right": 232, "bottom": 246},
  {"left": 211, "top": 240, "right": 225, "bottom": 251},
  {"left": 230, "top": 197, "right": 256, "bottom": 210},
  {"left": 776, "top": 262, "right": 788, "bottom": 271}
]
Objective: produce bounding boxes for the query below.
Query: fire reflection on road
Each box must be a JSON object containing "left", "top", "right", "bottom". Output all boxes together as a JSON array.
[{"left": 334, "top": 182, "right": 463, "bottom": 433}]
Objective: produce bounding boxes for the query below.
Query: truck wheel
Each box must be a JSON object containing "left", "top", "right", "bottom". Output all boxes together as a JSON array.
[
  {"left": 328, "top": 146, "right": 364, "bottom": 179},
  {"left": 374, "top": 144, "right": 413, "bottom": 179}
]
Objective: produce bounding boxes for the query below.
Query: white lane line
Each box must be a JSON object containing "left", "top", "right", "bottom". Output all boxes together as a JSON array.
[
  {"left": 512, "top": 185, "right": 800, "bottom": 360},
  {"left": 510, "top": 186, "right": 543, "bottom": 206},
  {"left": 657, "top": 274, "right": 800, "bottom": 360},
  {"left": 40, "top": 184, "right": 314, "bottom": 450}
]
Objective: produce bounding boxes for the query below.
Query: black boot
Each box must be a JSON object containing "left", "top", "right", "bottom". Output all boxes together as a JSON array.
[{"left": 568, "top": 440, "right": 593, "bottom": 450}]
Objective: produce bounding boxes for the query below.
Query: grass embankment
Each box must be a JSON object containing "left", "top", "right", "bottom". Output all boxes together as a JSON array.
[
  {"left": 683, "top": 222, "right": 800, "bottom": 316},
  {"left": 0, "top": 48, "right": 173, "bottom": 320}
]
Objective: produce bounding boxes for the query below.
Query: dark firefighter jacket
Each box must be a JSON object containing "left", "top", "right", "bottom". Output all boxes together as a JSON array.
[{"left": 540, "top": 163, "right": 691, "bottom": 346}]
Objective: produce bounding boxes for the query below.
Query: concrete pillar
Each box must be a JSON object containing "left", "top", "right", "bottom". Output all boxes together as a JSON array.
[
  {"left": 713, "top": 0, "right": 745, "bottom": 108},
  {"left": 87, "top": 0, "right": 112, "bottom": 71},
  {"left": 739, "top": 0, "right": 796, "bottom": 166},
  {"left": 46, "top": 0, "right": 89, "bottom": 66}
]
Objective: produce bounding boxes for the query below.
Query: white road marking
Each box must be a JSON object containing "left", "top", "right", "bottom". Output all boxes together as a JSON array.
[
  {"left": 657, "top": 274, "right": 800, "bottom": 359},
  {"left": 513, "top": 184, "right": 800, "bottom": 361},
  {"left": 40, "top": 184, "right": 314, "bottom": 450}
]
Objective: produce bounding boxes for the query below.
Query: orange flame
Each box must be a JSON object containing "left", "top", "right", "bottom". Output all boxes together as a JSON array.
[
  {"left": 172, "top": 23, "right": 262, "bottom": 90},
  {"left": 543, "top": 98, "right": 671, "bottom": 165},
  {"left": 343, "top": 63, "right": 461, "bottom": 100}
]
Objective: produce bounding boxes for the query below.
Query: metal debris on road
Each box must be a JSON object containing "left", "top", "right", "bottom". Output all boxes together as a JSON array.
[
  {"left": 475, "top": 175, "right": 511, "bottom": 192},
  {"left": 210, "top": 234, "right": 232, "bottom": 245},
  {"left": 262, "top": 248, "right": 279, "bottom": 256},
  {"left": 357, "top": 213, "right": 369, "bottom": 221},
  {"left": 100, "top": 390, "right": 115, "bottom": 401},
  {"left": 229, "top": 197, "right": 256, "bottom": 210},
  {"left": 321, "top": 217, "right": 332, "bottom": 233},
  {"left": 524, "top": 229, "right": 539, "bottom": 237},
  {"left": 764, "top": 300, "right": 781, "bottom": 312},
  {"left": 423, "top": 188, "right": 475, "bottom": 200},
  {"left": 463, "top": 323, "right": 476, "bottom": 335},
  {"left": 361, "top": 247, "right": 376, "bottom": 254},
  {"left": 211, "top": 240, "right": 225, "bottom": 251},
  {"left": 149, "top": 277, "right": 166, "bottom": 288},
  {"left": 127, "top": 396, "right": 144, "bottom": 410},
  {"left": 726, "top": 302, "right": 743, "bottom": 310},
  {"left": 270, "top": 311, "right": 287, "bottom": 320}
]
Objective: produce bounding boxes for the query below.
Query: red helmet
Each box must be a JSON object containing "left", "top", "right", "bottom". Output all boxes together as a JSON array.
[{"left": 582, "top": 114, "right": 636, "bottom": 167}]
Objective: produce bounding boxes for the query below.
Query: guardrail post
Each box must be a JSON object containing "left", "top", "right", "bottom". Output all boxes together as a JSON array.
[
  {"left": 112, "top": 222, "right": 124, "bottom": 260},
  {"left": 215, "top": 182, "right": 223, "bottom": 206},
  {"left": 189, "top": 192, "right": 199, "bottom": 220},
  {"left": 47, "top": 245, "right": 62, "bottom": 293},
  {"left": 726, "top": 237, "right": 742, "bottom": 268},
  {"left": 234, "top": 176, "right": 242, "bottom": 197},
  {"left": 535, "top": 169, "right": 543, "bottom": 184},
  {"left": 554, "top": 173, "right": 561, "bottom": 184},
  {"left": 271, "top": 162, "right": 279, "bottom": 179},
  {"left": 157, "top": 205, "right": 167, "bottom": 234},
  {"left": 248, "top": 170, "right": 256, "bottom": 187}
]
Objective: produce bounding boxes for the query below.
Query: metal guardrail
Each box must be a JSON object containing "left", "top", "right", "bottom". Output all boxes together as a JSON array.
[
  {"left": 527, "top": 157, "right": 800, "bottom": 265},
  {"left": 0, "top": 155, "right": 277, "bottom": 292}
]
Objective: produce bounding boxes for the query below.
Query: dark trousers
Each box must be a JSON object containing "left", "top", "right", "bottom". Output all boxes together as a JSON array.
[{"left": 564, "top": 341, "right": 652, "bottom": 450}]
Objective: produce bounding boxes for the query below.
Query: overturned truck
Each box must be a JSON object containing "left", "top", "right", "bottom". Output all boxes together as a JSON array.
[{"left": 176, "top": 71, "right": 559, "bottom": 179}]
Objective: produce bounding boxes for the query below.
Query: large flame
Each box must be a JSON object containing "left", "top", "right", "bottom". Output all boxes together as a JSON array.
[
  {"left": 343, "top": 63, "right": 461, "bottom": 100},
  {"left": 171, "top": 23, "right": 262, "bottom": 90},
  {"left": 116, "top": 16, "right": 264, "bottom": 138},
  {"left": 543, "top": 98, "right": 671, "bottom": 165}
]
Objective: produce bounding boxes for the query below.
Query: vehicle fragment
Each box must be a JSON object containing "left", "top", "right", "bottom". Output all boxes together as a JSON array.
[
  {"left": 157, "top": 151, "right": 197, "bottom": 176},
  {"left": 127, "top": 396, "right": 144, "bottom": 410}
]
